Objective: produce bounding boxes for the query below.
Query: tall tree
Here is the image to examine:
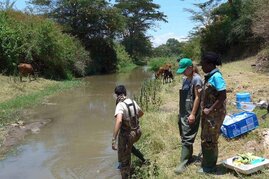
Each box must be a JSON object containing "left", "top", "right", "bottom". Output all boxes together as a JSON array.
[
  {"left": 166, "top": 38, "right": 183, "bottom": 56},
  {"left": 29, "top": 0, "right": 126, "bottom": 73},
  {"left": 115, "top": 0, "right": 167, "bottom": 62},
  {"left": 30, "top": 0, "right": 125, "bottom": 42}
]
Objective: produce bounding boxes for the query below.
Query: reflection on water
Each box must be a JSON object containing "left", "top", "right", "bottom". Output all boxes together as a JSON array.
[{"left": 0, "top": 67, "right": 152, "bottom": 179}]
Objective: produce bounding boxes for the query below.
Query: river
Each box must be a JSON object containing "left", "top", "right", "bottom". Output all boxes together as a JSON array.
[{"left": 0, "top": 67, "right": 152, "bottom": 179}]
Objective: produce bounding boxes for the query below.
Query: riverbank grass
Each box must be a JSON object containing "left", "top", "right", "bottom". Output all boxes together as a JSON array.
[
  {"left": 0, "top": 75, "right": 82, "bottom": 125},
  {"left": 134, "top": 55, "right": 269, "bottom": 178}
]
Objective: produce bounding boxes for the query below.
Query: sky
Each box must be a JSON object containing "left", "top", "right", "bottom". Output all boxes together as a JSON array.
[{"left": 14, "top": 0, "right": 202, "bottom": 47}]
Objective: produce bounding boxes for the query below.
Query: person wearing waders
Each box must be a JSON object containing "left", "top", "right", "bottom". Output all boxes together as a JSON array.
[
  {"left": 174, "top": 58, "right": 203, "bottom": 174},
  {"left": 198, "top": 52, "right": 226, "bottom": 173},
  {"left": 112, "top": 85, "right": 144, "bottom": 178}
]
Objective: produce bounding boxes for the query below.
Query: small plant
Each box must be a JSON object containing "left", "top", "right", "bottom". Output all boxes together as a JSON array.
[{"left": 134, "top": 79, "right": 162, "bottom": 112}]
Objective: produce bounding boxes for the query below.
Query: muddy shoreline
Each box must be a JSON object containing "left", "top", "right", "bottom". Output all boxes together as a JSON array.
[{"left": 0, "top": 117, "right": 52, "bottom": 158}]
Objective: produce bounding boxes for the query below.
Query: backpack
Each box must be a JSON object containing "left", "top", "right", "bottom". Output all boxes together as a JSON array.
[{"left": 123, "top": 100, "right": 142, "bottom": 144}]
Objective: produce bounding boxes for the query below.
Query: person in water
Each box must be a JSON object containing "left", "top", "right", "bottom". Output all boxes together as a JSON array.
[{"left": 112, "top": 85, "right": 144, "bottom": 178}]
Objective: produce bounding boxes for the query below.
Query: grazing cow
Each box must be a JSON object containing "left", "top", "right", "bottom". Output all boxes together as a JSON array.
[
  {"left": 155, "top": 63, "right": 174, "bottom": 84},
  {"left": 155, "top": 67, "right": 165, "bottom": 79},
  {"left": 163, "top": 68, "right": 174, "bottom": 83},
  {"left": 18, "top": 63, "right": 36, "bottom": 82},
  {"left": 163, "top": 64, "right": 173, "bottom": 84}
]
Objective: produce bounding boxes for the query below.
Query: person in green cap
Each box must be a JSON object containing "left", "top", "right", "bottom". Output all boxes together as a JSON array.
[{"left": 174, "top": 58, "right": 203, "bottom": 174}]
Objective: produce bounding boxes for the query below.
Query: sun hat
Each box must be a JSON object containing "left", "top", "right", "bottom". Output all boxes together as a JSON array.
[{"left": 176, "top": 58, "right": 193, "bottom": 74}]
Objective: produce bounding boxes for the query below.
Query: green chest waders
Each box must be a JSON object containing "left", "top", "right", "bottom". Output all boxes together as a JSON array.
[
  {"left": 175, "top": 87, "right": 201, "bottom": 175},
  {"left": 179, "top": 87, "right": 200, "bottom": 146}
]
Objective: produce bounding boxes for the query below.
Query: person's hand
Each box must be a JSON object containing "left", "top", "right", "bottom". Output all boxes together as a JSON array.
[
  {"left": 112, "top": 138, "right": 117, "bottom": 150},
  {"left": 203, "top": 108, "right": 212, "bottom": 115},
  {"left": 188, "top": 114, "right": 195, "bottom": 124}
]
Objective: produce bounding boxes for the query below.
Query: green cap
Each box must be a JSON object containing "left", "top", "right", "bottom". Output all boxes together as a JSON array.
[{"left": 176, "top": 58, "right": 193, "bottom": 74}]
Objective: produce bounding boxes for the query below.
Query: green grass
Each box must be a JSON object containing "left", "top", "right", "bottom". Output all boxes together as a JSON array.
[
  {"left": 131, "top": 55, "right": 269, "bottom": 178},
  {"left": 117, "top": 63, "right": 137, "bottom": 73}
]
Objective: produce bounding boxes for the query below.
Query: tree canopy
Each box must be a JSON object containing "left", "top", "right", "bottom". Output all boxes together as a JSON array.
[{"left": 114, "top": 0, "right": 167, "bottom": 62}]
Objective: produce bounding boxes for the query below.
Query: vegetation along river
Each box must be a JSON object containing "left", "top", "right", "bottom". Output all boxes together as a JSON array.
[{"left": 0, "top": 67, "right": 152, "bottom": 179}]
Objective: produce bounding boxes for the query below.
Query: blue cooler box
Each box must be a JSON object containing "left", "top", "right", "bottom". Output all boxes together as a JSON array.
[{"left": 221, "top": 112, "right": 259, "bottom": 139}]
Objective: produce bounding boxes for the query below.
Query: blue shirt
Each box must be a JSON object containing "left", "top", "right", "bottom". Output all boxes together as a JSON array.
[{"left": 208, "top": 69, "right": 226, "bottom": 91}]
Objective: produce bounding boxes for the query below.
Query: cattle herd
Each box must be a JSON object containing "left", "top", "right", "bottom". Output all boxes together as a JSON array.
[
  {"left": 155, "top": 63, "right": 174, "bottom": 84},
  {"left": 16, "top": 62, "right": 175, "bottom": 83}
]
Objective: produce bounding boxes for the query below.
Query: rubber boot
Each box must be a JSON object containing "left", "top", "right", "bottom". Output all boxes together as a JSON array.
[
  {"left": 132, "top": 146, "right": 145, "bottom": 163},
  {"left": 174, "top": 145, "right": 192, "bottom": 175},
  {"left": 197, "top": 147, "right": 218, "bottom": 174}
]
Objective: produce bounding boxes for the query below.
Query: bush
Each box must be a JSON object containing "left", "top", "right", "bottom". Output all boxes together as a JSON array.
[
  {"left": 114, "top": 43, "right": 135, "bottom": 72},
  {"left": 148, "top": 57, "right": 177, "bottom": 72},
  {"left": 181, "top": 36, "right": 201, "bottom": 62},
  {"left": 0, "top": 10, "right": 90, "bottom": 79}
]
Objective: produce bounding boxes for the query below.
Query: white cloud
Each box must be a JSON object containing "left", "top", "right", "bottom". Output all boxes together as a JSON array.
[{"left": 150, "top": 33, "right": 188, "bottom": 47}]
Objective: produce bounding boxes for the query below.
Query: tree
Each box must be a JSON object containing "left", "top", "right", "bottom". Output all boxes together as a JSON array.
[
  {"left": 30, "top": 0, "right": 125, "bottom": 42},
  {"left": 166, "top": 38, "right": 183, "bottom": 56},
  {"left": 0, "top": 0, "right": 16, "bottom": 10},
  {"left": 29, "top": 0, "right": 126, "bottom": 74},
  {"left": 251, "top": 0, "right": 269, "bottom": 42},
  {"left": 115, "top": 0, "right": 167, "bottom": 62}
]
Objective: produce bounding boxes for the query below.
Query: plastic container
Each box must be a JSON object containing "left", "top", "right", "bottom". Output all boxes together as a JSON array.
[
  {"left": 236, "top": 92, "right": 251, "bottom": 109},
  {"left": 240, "top": 102, "right": 256, "bottom": 112},
  {"left": 223, "top": 156, "right": 269, "bottom": 175},
  {"left": 221, "top": 112, "right": 259, "bottom": 139}
]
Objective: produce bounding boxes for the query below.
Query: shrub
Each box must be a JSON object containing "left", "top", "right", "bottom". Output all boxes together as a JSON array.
[
  {"left": 114, "top": 43, "right": 135, "bottom": 72},
  {"left": 0, "top": 10, "right": 90, "bottom": 79}
]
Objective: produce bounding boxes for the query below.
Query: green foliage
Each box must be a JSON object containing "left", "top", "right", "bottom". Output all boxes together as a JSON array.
[
  {"left": 0, "top": 12, "right": 21, "bottom": 71},
  {"left": 148, "top": 56, "right": 177, "bottom": 72},
  {"left": 0, "top": 0, "right": 16, "bottom": 10},
  {"left": 181, "top": 36, "right": 201, "bottom": 62},
  {"left": 30, "top": 0, "right": 126, "bottom": 74},
  {"left": 152, "top": 44, "right": 171, "bottom": 57},
  {"left": 134, "top": 79, "right": 162, "bottom": 112},
  {"left": 152, "top": 38, "right": 184, "bottom": 57},
  {"left": 0, "top": 10, "right": 90, "bottom": 79},
  {"left": 184, "top": 0, "right": 263, "bottom": 59},
  {"left": 197, "top": 0, "right": 260, "bottom": 57},
  {"left": 122, "top": 32, "right": 153, "bottom": 64},
  {"left": 114, "top": 43, "right": 136, "bottom": 72},
  {"left": 115, "top": 0, "right": 167, "bottom": 61},
  {"left": 85, "top": 38, "right": 117, "bottom": 74}
]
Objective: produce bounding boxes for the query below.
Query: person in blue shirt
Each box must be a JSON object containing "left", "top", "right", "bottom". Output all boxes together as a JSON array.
[{"left": 198, "top": 52, "right": 227, "bottom": 173}]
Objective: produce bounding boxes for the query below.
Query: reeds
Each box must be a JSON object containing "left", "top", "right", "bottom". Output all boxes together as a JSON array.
[{"left": 134, "top": 79, "right": 162, "bottom": 112}]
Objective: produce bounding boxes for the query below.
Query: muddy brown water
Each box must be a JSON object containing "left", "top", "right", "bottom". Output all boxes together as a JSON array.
[{"left": 0, "top": 67, "right": 152, "bottom": 179}]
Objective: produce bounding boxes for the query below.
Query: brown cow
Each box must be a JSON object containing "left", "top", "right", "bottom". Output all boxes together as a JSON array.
[
  {"left": 18, "top": 63, "right": 36, "bottom": 82},
  {"left": 155, "top": 63, "right": 174, "bottom": 84},
  {"left": 155, "top": 66, "right": 165, "bottom": 79},
  {"left": 163, "top": 64, "right": 173, "bottom": 84}
]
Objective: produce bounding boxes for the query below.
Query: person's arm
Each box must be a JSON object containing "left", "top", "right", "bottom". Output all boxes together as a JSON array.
[
  {"left": 112, "top": 113, "right": 122, "bottom": 150},
  {"left": 188, "top": 86, "right": 202, "bottom": 124},
  {"left": 203, "top": 90, "right": 226, "bottom": 115}
]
